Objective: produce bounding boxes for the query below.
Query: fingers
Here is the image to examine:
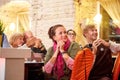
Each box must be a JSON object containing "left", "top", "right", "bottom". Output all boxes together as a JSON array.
[
  {"left": 92, "top": 39, "right": 102, "bottom": 54},
  {"left": 97, "top": 39, "right": 109, "bottom": 47},
  {"left": 93, "top": 39, "right": 102, "bottom": 47},
  {"left": 57, "top": 40, "right": 65, "bottom": 52}
]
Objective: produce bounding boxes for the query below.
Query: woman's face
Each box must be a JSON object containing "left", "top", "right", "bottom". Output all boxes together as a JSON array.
[
  {"left": 14, "top": 36, "right": 24, "bottom": 47},
  {"left": 53, "top": 27, "right": 68, "bottom": 42},
  {"left": 67, "top": 31, "right": 76, "bottom": 42}
]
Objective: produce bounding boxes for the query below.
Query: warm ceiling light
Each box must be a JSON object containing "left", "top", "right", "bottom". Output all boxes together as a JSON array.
[{"left": 9, "top": 23, "right": 15, "bottom": 31}]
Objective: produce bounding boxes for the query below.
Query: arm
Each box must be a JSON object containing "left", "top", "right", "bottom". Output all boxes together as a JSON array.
[
  {"left": 109, "top": 40, "right": 120, "bottom": 53},
  {"left": 44, "top": 46, "right": 59, "bottom": 73},
  {"left": 60, "top": 42, "right": 81, "bottom": 70},
  {"left": 98, "top": 39, "right": 120, "bottom": 53},
  {"left": 62, "top": 53, "right": 74, "bottom": 70}
]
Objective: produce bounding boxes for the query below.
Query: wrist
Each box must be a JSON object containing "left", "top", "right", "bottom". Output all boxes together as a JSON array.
[
  {"left": 61, "top": 51, "right": 67, "bottom": 54},
  {"left": 62, "top": 53, "right": 69, "bottom": 60}
]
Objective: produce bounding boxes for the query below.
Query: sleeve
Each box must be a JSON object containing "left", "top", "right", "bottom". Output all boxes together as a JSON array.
[
  {"left": 44, "top": 47, "right": 54, "bottom": 73},
  {"left": 69, "top": 42, "right": 81, "bottom": 59},
  {"left": 64, "top": 42, "right": 81, "bottom": 70},
  {"left": 2, "top": 33, "right": 10, "bottom": 48},
  {"left": 44, "top": 61, "right": 54, "bottom": 73},
  {"left": 65, "top": 57, "right": 74, "bottom": 70},
  {"left": 44, "top": 47, "right": 53, "bottom": 64},
  {"left": 109, "top": 40, "right": 120, "bottom": 53}
]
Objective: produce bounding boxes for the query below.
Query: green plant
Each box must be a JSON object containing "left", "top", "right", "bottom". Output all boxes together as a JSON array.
[{"left": 0, "top": 20, "right": 5, "bottom": 35}]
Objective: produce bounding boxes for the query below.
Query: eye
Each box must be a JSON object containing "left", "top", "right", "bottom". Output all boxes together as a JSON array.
[{"left": 64, "top": 31, "right": 67, "bottom": 34}]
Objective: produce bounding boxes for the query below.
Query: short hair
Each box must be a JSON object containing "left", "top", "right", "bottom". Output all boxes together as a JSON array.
[
  {"left": 9, "top": 33, "right": 23, "bottom": 46},
  {"left": 83, "top": 24, "right": 96, "bottom": 37},
  {"left": 23, "top": 30, "right": 33, "bottom": 43}
]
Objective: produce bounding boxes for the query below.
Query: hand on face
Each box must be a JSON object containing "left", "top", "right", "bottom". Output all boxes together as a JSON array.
[{"left": 57, "top": 40, "right": 65, "bottom": 53}]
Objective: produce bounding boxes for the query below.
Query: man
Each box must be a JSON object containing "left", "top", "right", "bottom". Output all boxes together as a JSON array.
[
  {"left": 84, "top": 24, "right": 113, "bottom": 80},
  {"left": 22, "top": 30, "right": 47, "bottom": 62},
  {"left": 71, "top": 24, "right": 113, "bottom": 80}
]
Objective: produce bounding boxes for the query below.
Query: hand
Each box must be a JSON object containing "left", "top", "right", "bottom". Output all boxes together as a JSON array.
[
  {"left": 57, "top": 40, "right": 65, "bottom": 53},
  {"left": 34, "top": 39, "right": 42, "bottom": 48},
  {"left": 99, "top": 38, "right": 110, "bottom": 47},
  {"left": 92, "top": 39, "right": 101, "bottom": 54}
]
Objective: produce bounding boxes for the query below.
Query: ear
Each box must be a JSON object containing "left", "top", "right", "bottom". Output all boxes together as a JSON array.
[
  {"left": 83, "top": 32, "right": 86, "bottom": 37},
  {"left": 53, "top": 35, "right": 56, "bottom": 41}
]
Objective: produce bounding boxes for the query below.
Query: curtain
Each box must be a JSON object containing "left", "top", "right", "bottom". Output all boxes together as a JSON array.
[
  {"left": 100, "top": 0, "right": 120, "bottom": 27},
  {"left": 0, "top": 1, "right": 30, "bottom": 38},
  {"left": 18, "top": 14, "right": 30, "bottom": 31},
  {"left": 74, "top": 1, "right": 87, "bottom": 46}
]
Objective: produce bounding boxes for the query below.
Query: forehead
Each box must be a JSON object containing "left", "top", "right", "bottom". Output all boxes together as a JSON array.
[
  {"left": 55, "top": 26, "right": 66, "bottom": 31},
  {"left": 88, "top": 27, "right": 97, "bottom": 30},
  {"left": 68, "top": 31, "right": 74, "bottom": 33},
  {"left": 84, "top": 27, "right": 97, "bottom": 34}
]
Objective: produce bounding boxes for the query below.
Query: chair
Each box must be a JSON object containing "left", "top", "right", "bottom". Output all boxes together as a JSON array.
[
  {"left": 113, "top": 53, "right": 120, "bottom": 80},
  {"left": 71, "top": 48, "right": 94, "bottom": 80}
]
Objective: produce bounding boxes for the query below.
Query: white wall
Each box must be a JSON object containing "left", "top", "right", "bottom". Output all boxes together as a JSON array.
[
  {"left": 0, "top": 58, "right": 5, "bottom": 80},
  {"left": 30, "top": 0, "right": 75, "bottom": 49}
]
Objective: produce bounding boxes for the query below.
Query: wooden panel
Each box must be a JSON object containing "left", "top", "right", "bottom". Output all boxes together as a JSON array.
[{"left": 0, "top": 48, "right": 31, "bottom": 58}]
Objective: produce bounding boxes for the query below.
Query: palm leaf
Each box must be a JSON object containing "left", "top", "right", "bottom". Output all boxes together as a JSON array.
[{"left": 0, "top": 20, "right": 5, "bottom": 35}]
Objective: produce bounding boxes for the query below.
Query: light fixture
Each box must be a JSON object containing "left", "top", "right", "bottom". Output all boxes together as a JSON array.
[
  {"left": 93, "top": 13, "right": 102, "bottom": 24},
  {"left": 9, "top": 23, "right": 15, "bottom": 31},
  {"left": 93, "top": 1, "right": 102, "bottom": 38},
  {"left": 93, "top": 1, "right": 102, "bottom": 24}
]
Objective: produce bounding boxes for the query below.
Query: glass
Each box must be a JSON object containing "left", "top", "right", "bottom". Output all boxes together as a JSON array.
[{"left": 68, "top": 33, "right": 76, "bottom": 36}]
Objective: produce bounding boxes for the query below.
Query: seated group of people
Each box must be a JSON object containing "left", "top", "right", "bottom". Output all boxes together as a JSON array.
[
  {"left": 1, "top": 24, "right": 120, "bottom": 80},
  {"left": 1, "top": 31, "right": 47, "bottom": 62}
]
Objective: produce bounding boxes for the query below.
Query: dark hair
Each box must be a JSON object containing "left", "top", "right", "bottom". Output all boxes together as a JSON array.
[
  {"left": 48, "top": 24, "right": 64, "bottom": 41},
  {"left": 67, "top": 29, "right": 76, "bottom": 36}
]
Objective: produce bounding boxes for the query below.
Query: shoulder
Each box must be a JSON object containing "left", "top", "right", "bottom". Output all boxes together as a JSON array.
[
  {"left": 47, "top": 47, "right": 54, "bottom": 54},
  {"left": 70, "top": 42, "right": 80, "bottom": 49},
  {"left": 48, "top": 47, "right": 53, "bottom": 51}
]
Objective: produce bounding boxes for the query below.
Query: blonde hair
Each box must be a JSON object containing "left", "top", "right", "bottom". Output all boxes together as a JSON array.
[
  {"left": 9, "top": 33, "right": 23, "bottom": 46},
  {"left": 83, "top": 24, "right": 96, "bottom": 37}
]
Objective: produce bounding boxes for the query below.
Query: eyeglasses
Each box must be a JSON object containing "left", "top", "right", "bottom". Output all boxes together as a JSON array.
[{"left": 68, "top": 33, "right": 76, "bottom": 36}]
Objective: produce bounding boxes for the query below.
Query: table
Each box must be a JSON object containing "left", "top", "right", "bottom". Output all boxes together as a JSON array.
[{"left": 25, "top": 62, "right": 44, "bottom": 80}]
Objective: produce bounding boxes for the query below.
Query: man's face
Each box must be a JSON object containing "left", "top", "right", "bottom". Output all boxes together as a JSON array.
[{"left": 84, "top": 28, "right": 98, "bottom": 41}]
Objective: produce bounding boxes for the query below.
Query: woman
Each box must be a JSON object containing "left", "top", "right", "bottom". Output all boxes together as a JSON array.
[
  {"left": 67, "top": 29, "right": 76, "bottom": 42},
  {"left": 9, "top": 33, "right": 24, "bottom": 48},
  {"left": 44, "top": 24, "right": 81, "bottom": 80}
]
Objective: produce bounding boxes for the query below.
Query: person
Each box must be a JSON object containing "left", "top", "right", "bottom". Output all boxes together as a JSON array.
[
  {"left": 67, "top": 29, "right": 76, "bottom": 42},
  {"left": 100, "top": 40, "right": 120, "bottom": 54},
  {"left": 23, "top": 30, "right": 47, "bottom": 62},
  {"left": 98, "top": 39, "right": 120, "bottom": 80},
  {"left": 71, "top": 24, "right": 113, "bottom": 80},
  {"left": 23, "top": 30, "right": 34, "bottom": 44},
  {"left": 44, "top": 24, "right": 81, "bottom": 80},
  {"left": 1, "top": 33, "right": 10, "bottom": 48},
  {"left": 26, "top": 36, "right": 47, "bottom": 62},
  {"left": 9, "top": 33, "right": 24, "bottom": 48},
  {"left": 67, "top": 29, "right": 83, "bottom": 49}
]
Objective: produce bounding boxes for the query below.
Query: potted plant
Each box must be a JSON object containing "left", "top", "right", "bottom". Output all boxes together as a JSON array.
[{"left": 0, "top": 20, "right": 5, "bottom": 47}]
